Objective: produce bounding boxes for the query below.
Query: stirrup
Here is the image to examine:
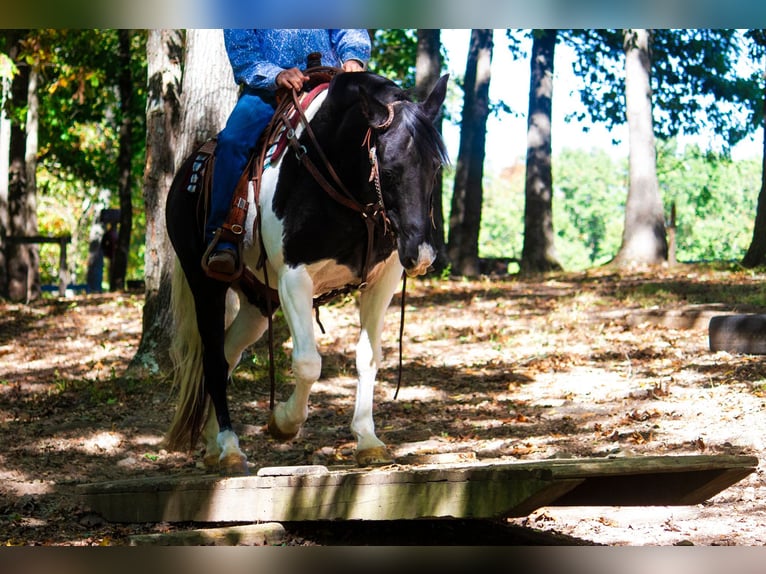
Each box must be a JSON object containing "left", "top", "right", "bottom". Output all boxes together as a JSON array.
[{"left": 201, "top": 229, "right": 243, "bottom": 282}]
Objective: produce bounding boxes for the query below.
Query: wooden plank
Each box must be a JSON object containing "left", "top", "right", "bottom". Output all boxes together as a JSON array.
[
  {"left": 4, "top": 235, "right": 71, "bottom": 296},
  {"left": 709, "top": 314, "right": 766, "bottom": 354},
  {"left": 78, "top": 455, "right": 757, "bottom": 524},
  {"left": 129, "top": 523, "right": 285, "bottom": 546},
  {"left": 79, "top": 463, "right": 569, "bottom": 523}
]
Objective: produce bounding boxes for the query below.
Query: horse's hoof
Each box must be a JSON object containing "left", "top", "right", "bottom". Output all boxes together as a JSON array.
[
  {"left": 218, "top": 452, "right": 249, "bottom": 476},
  {"left": 267, "top": 411, "right": 299, "bottom": 442},
  {"left": 355, "top": 446, "right": 393, "bottom": 467},
  {"left": 202, "top": 452, "right": 221, "bottom": 471}
]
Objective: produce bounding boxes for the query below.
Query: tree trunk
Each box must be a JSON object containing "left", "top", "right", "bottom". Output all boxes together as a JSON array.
[
  {"left": 129, "top": 29, "right": 236, "bottom": 377},
  {"left": 612, "top": 29, "right": 668, "bottom": 267},
  {"left": 0, "top": 36, "right": 16, "bottom": 295},
  {"left": 447, "top": 29, "right": 493, "bottom": 277},
  {"left": 414, "top": 29, "right": 448, "bottom": 275},
  {"left": 520, "top": 29, "right": 562, "bottom": 274},
  {"left": 6, "top": 54, "right": 40, "bottom": 303},
  {"left": 128, "top": 30, "right": 183, "bottom": 377},
  {"left": 174, "top": 29, "right": 237, "bottom": 166},
  {"left": 109, "top": 29, "right": 134, "bottom": 292},
  {"left": 742, "top": 54, "right": 766, "bottom": 268}
]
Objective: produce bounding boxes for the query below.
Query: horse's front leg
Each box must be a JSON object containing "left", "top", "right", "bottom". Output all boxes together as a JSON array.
[
  {"left": 268, "top": 266, "right": 321, "bottom": 440},
  {"left": 352, "top": 255, "right": 404, "bottom": 466}
]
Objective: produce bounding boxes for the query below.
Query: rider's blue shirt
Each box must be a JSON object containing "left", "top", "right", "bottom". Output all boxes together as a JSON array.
[{"left": 224, "top": 29, "right": 371, "bottom": 93}]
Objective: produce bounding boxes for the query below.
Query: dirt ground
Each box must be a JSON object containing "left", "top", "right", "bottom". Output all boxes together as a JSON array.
[{"left": 1, "top": 264, "right": 766, "bottom": 546}]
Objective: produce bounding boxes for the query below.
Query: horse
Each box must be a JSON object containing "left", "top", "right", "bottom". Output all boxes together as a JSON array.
[{"left": 164, "top": 70, "right": 449, "bottom": 475}]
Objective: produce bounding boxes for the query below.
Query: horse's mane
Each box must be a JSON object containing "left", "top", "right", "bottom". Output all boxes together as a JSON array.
[
  {"left": 396, "top": 98, "right": 450, "bottom": 167},
  {"left": 326, "top": 72, "right": 449, "bottom": 166}
]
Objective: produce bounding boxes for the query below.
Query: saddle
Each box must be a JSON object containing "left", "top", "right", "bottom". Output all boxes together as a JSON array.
[{"left": 187, "top": 66, "right": 340, "bottom": 285}]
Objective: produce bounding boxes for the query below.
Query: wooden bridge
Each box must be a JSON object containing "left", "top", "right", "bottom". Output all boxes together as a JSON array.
[{"left": 79, "top": 454, "right": 756, "bottom": 526}]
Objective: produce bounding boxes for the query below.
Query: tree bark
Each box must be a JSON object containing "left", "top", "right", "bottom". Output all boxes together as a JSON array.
[
  {"left": 128, "top": 29, "right": 183, "bottom": 376},
  {"left": 742, "top": 53, "right": 766, "bottom": 268},
  {"left": 174, "top": 29, "right": 237, "bottom": 167},
  {"left": 6, "top": 49, "right": 40, "bottom": 303},
  {"left": 520, "top": 29, "right": 562, "bottom": 274},
  {"left": 109, "top": 30, "right": 134, "bottom": 292},
  {"left": 448, "top": 29, "right": 493, "bottom": 277},
  {"left": 129, "top": 29, "right": 236, "bottom": 376},
  {"left": 612, "top": 29, "right": 668, "bottom": 267},
  {"left": 0, "top": 34, "right": 20, "bottom": 296},
  {"left": 414, "top": 29, "right": 448, "bottom": 274}
]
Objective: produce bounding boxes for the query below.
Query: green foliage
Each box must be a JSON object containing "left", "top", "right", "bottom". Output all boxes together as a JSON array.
[
  {"left": 553, "top": 149, "right": 627, "bottom": 269},
  {"left": 657, "top": 142, "right": 760, "bottom": 262},
  {"left": 473, "top": 146, "right": 762, "bottom": 272},
  {"left": 368, "top": 29, "right": 418, "bottom": 88},
  {"left": 565, "top": 29, "right": 763, "bottom": 148},
  {"left": 10, "top": 29, "right": 149, "bottom": 286},
  {"left": 475, "top": 167, "right": 525, "bottom": 261}
]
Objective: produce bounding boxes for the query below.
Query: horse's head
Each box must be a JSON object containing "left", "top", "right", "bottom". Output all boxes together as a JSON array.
[{"left": 358, "top": 74, "right": 449, "bottom": 277}]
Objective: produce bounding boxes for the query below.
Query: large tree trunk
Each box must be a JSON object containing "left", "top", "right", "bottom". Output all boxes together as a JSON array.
[
  {"left": 612, "top": 29, "right": 668, "bottom": 267},
  {"left": 414, "top": 29, "right": 448, "bottom": 275},
  {"left": 174, "top": 30, "right": 237, "bottom": 166},
  {"left": 0, "top": 36, "right": 16, "bottom": 295},
  {"left": 6, "top": 53, "right": 40, "bottom": 303},
  {"left": 742, "top": 54, "right": 766, "bottom": 268},
  {"left": 520, "top": 29, "right": 562, "bottom": 274},
  {"left": 129, "top": 29, "right": 236, "bottom": 376},
  {"left": 128, "top": 30, "right": 183, "bottom": 376},
  {"left": 447, "top": 29, "right": 493, "bottom": 277},
  {"left": 109, "top": 29, "right": 134, "bottom": 292}
]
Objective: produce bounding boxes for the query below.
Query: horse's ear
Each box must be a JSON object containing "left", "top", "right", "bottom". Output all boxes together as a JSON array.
[
  {"left": 421, "top": 74, "right": 449, "bottom": 122},
  {"left": 359, "top": 86, "right": 392, "bottom": 128}
]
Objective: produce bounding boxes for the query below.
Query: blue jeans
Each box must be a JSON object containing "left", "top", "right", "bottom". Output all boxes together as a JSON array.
[{"left": 206, "top": 92, "right": 276, "bottom": 244}]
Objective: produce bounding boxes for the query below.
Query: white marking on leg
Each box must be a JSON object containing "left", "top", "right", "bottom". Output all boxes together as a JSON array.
[
  {"left": 351, "top": 255, "right": 403, "bottom": 453},
  {"left": 216, "top": 429, "right": 246, "bottom": 469},
  {"left": 272, "top": 266, "right": 321, "bottom": 435},
  {"left": 224, "top": 291, "right": 269, "bottom": 375}
]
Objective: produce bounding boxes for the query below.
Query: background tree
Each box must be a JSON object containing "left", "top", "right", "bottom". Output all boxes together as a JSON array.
[
  {"left": 414, "top": 29, "right": 448, "bottom": 273},
  {"left": 4, "top": 31, "right": 40, "bottom": 302},
  {"left": 520, "top": 29, "right": 562, "bottom": 273},
  {"left": 0, "top": 30, "right": 150, "bottom": 298},
  {"left": 368, "top": 29, "right": 417, "bottom": 88},
  {"left": 569, "top": 29, "right": 757, "bottom": 267},
  {"left": 130, "top": 29, "right": 183, "bottom": 375},
  {"left": 448, "top": 29, "right": 493, "bottom": 277},
  {"left": 612, "top": 29, "right": 667, "bottom": 266},
  {"left": 0, "top": 45, "right": 13, "bottom": 293},
  {"left": 109, "top": 29, "right": 136, "bottom": 291},
  {"left": 742, "top": 30, "right": 766, "bottom": 268},
  {"left": 130, "top": 29, "right": 237, "bottom": 375}
]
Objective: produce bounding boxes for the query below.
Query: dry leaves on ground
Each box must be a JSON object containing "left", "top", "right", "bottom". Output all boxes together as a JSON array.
[{"left": 1, "top": 264, "right": 766, "bottom": 545}]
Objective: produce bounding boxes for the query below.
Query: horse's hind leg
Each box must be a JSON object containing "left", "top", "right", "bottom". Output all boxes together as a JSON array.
[
  {"left": 191, "top": 286, "right": 251, "bottom": 475},
  {"left": 352, "top": 256, "right": 404, "bottom": 466},
  {"left": 268, "top": 266, "right": 321, "bottom": 440},
  {"left": 200, "top": 294, "right": 270, "bottom": 472}
]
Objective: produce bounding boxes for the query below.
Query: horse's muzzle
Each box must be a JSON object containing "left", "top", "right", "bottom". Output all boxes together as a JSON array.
[{"left": 404, "top": 243, "right": 436, "bottom": 277}]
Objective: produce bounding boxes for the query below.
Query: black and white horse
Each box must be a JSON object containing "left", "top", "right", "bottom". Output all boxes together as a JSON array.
[{"left": 165, "top": 71, "right": 449, "bottom": 474}]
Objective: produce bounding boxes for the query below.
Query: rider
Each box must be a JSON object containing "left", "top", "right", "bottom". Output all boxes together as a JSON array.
[{"left": 204, "top": 29, "right": 372, "bottom": 279}]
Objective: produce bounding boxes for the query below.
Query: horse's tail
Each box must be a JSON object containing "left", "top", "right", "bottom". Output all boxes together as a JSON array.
[{"left": 165, "top": 258, "right": 209, "bottom": 452}]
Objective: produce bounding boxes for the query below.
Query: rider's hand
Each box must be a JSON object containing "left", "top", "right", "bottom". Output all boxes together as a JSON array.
[
  {"left": 342, "top": 60, "right": 364, "bottom": 73},
  {"left": 276, "top": 67, "right": 310, "bottom": 90}
]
